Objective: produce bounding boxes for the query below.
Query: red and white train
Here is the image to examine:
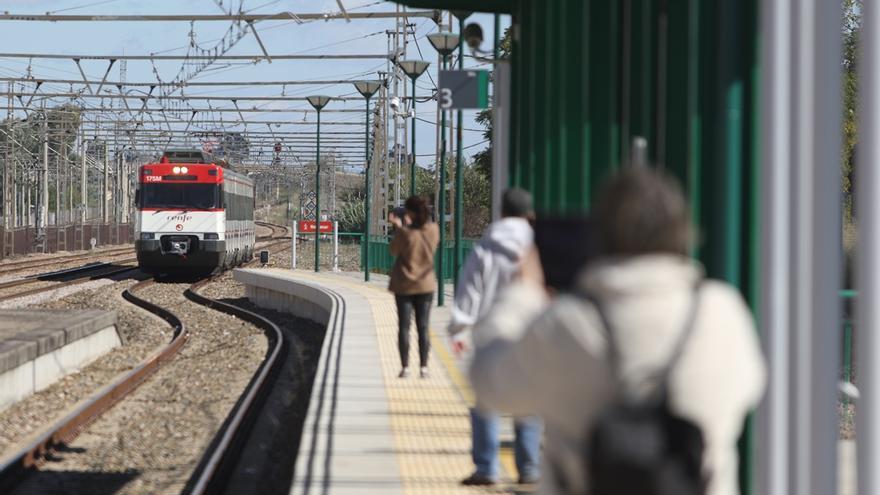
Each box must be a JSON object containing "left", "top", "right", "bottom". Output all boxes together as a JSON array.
[{"left": 135, "top": 149, "right": 255, "bottom": 274}]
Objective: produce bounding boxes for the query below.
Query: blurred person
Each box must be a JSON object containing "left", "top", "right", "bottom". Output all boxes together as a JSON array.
[
  {"left": 448, "top": 188, "right": 542, "bottom": 487},
  {"left": 469, "top": 168, "right": 766, "bottom": 495},
  {"left": 389, "top": 195, "right": 439, "bottom": 379}
]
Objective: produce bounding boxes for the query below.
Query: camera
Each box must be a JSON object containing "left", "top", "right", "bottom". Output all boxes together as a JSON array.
[
  {"left": 391, "top": 206, "right": 406, "bottom": 220},
  {"left": 390, "top": 96, "right": 401, "bottom": 112}
]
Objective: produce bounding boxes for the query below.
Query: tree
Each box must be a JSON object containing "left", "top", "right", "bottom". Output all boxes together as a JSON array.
[
  {"left": 337, "top": 191, "right": 366, "bottom": 233},
  {"left": 415, "top": 165, "right": 435, "bottom": 199},
  {"left": 842, "top": 0, "right": 861, "bottom": 290},
  {"left": 462, "top": 161, "right": 491, "bottom": 237},
  {"left": 843, "top": 0, "right": 860, "bottom": 224},
  {"left": 418, "top": 157, "right": 490, "bottom": 237}
]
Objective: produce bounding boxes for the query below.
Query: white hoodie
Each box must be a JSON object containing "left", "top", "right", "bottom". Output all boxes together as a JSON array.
[
  {"left": 448, "top": 216, "right": 533, "bottom": 337},
  {"left": 470, "top": 255, "right": 766, "bottom": 495}
]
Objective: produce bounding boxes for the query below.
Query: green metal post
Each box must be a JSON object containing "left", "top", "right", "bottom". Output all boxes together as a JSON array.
[
  {"left": 841, "top": 291, "right": 855, "bottom": 405},
  {"left": 688, "top": 0, "right": 704, "bottom": 256},
  {"left": 743, "top": 0, "right": 761, "bottom": 490},
  {"left": 438, "top": 54, "right": 448, "bottom": 307},
  {"left": 314, "top": 109, "right": 321, "bottom": 272},
  {"left": 454, "top": 17, "right": 465, "bottom": 294},
  {"left": 364, "top": 96, "right": 372, "bottom": 282},
  {"left": 493, "top": 14, "right": 500, "bottom": 59},
  {"left": 411, "top": 77, "right": 418, "bottom": 196},
  {"left": 844, "top": 319, "right": 853, "bottom": 393}
]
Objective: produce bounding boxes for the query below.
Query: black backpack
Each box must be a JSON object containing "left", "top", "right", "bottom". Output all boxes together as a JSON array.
[{"left": 585, "top": 285, "right": 707, "bottom": 495}]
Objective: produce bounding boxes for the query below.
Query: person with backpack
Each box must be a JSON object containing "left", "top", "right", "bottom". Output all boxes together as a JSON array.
[
  {"left": 448, "top": 188, "right": 543, "bottom": 487},
  {"left": 389, "top": 195, "right": 440, "bottom": 379},
  {"left": 469, "top": 168, "right": 766, "bottom": 495}
]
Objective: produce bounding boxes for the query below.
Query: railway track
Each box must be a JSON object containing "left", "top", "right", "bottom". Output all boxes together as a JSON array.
[
  {"left": 0, "top": 228, "right": 290, "bottom": 305},
  {"left": 255, "top": 221, "right": 290, "bottom": 240},
  {"left": 0, "top": 259, "right": 140, "bottom": 303},
  {"left": 0, "top": 234, "right": 296, "bottom": 493},
  {"left": 0, "top": 246, "right": 134, "bottom": 276},
  {"left": 182, "top": 273, "right": 287, "bottom": 494}
]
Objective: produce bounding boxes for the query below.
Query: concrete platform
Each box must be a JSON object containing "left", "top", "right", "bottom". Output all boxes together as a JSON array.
[
  {"left": 234, "top": 268, "right": 519, "bottom": 494},
  {"left": 0, "top": 309, "right": 121, "bottom": 410}
]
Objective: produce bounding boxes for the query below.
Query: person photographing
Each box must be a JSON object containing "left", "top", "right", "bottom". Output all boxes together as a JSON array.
[{"left": 388, "top": 196, "right": 439, "bottom": 379}]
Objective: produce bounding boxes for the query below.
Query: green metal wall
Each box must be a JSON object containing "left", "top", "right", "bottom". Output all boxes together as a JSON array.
[
  {"left": 509, "top": 2, "right": 761, "bottom": 492},
  {"left": 509, "top": 0, "right": 758, "bottom": 248}
]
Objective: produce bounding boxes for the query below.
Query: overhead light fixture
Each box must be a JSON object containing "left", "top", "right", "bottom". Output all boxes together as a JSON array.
[
  {"left": 306, "top": 95, "right": 332, "bottom": 111},
  {"left": 353, "top": 80, "right": 382, "bottom": 99},
  {"left": 396, "top": 60, "right": 430, "bottom": 80},
  {"left": 427, "top": 32, "right": 460, "bottom": 56}
]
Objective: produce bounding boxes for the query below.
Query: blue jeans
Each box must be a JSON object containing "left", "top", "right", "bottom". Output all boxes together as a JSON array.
[{"left": 470, "top": 407, "right": 542, "bottom": 480}]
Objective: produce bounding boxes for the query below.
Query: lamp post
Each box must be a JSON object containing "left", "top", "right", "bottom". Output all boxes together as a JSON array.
[
  {"left": 453, "top": 11, "right": 471, "bottom": 294},
  {"left": 428, "top": 32, "right": 460, "bottom": 307},
  {"left": 307, "top": 95, "right": 331, "bottom": 272},
  {"left": 354, "top": 80, "right": 382, "bottom": 282},
  {"left": 396, "top": 60, "right": 430, "bottom": 197}
]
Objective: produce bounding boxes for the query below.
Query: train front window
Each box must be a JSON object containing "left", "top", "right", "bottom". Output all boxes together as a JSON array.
[{"left": 139, "top": 183, "right": 221, "bottom": 210}]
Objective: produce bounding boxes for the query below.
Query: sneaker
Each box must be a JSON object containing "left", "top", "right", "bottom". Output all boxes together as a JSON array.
[
  {"left": 419, "top": 367, "right": 429, "bottom": 379},
  {"left": 518, "top": 475, "right": 540, "bottom": 485},
  {"left": 398, "top": 368, "right": 409, "bottom": 378},
  {"left": 461, "top": 473, "right": 496, "bottom": 486}
]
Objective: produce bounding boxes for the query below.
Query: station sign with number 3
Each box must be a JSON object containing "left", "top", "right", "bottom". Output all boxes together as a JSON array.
[{"left": 437, "top": 70, "right": 490, "bottom": 110}]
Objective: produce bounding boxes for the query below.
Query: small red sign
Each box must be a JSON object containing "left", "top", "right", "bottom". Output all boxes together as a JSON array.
[{"left": 299, "top": 221, "right": 333, "bottom": 233}]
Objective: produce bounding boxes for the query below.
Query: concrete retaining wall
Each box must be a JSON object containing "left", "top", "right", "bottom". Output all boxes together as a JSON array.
[
  {"left": 233, "top": 268, "right": 334, "bottom": 326},
  {"left": 0, "top": 325, "right": 121, "bottom": 409}
]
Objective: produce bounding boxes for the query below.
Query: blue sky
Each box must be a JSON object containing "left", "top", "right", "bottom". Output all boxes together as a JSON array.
[{"left": 0, "top": 0, "right": 508, "bottom": 169}]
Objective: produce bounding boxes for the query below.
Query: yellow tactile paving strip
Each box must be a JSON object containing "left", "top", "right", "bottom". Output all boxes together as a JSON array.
[{"left": 293, "top": 271, "right": 515, "bottom": 494}]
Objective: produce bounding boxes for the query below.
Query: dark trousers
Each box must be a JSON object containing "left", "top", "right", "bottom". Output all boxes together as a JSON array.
[{"left": 395, "top": 292, "right": 433, "bottom": 368}]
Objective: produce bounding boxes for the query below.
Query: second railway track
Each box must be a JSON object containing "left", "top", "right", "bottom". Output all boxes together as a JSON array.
[
  {"left": 0, "top": 259, "right": 140, "bottom": 303},
  {"left": 0, "top": 246, "right": 135, "bottom": 276},
  {"left": 255, "top": 220, "right": 290, "bottom": 241},
  {"left": 0, "top": 227, "right": 290, "bottom": 306}
]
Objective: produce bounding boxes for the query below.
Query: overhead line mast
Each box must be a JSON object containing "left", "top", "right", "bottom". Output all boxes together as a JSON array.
[
  {"left": 0, "top": 53, "right": 389, "bottom": 60},
  {"left": 13, "top": 93, "right": 368, "bottom": 102},
  {"left": 0, "top": 11, "right": 440, "bottom": 22},
  {"left": 0, "top": 78, "right": 376, "bottom": 86}
]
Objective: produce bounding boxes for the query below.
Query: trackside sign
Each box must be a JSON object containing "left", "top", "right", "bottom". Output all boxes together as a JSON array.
[
  {"left": 438, "top": 70, "right": 490, "bottom": 109},
  {"left": 299, "top": 221, "right": 333, "bottom": 233}
]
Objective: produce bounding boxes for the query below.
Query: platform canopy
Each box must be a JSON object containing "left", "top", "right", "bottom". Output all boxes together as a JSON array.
[{"left": 393, "top": 0, "right": 512, "bottom": 13}]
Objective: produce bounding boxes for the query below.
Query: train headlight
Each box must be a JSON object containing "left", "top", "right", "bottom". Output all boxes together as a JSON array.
[
  {"left": 173, "top": 166, "right": 181, "bottom": 174},
  {"left": 204, "top": 233, "right": 219, "bottom": 240},
  {"left": 140, "top": 232, "right": 155, "bottom": 240},
  {"left": 180, "top": 166, "right": 188, "bottom": 174}
]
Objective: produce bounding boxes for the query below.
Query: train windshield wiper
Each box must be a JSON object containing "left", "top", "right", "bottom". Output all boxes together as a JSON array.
[{"left": 149, "top": 206, "right": 189, "bottom": 212}]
